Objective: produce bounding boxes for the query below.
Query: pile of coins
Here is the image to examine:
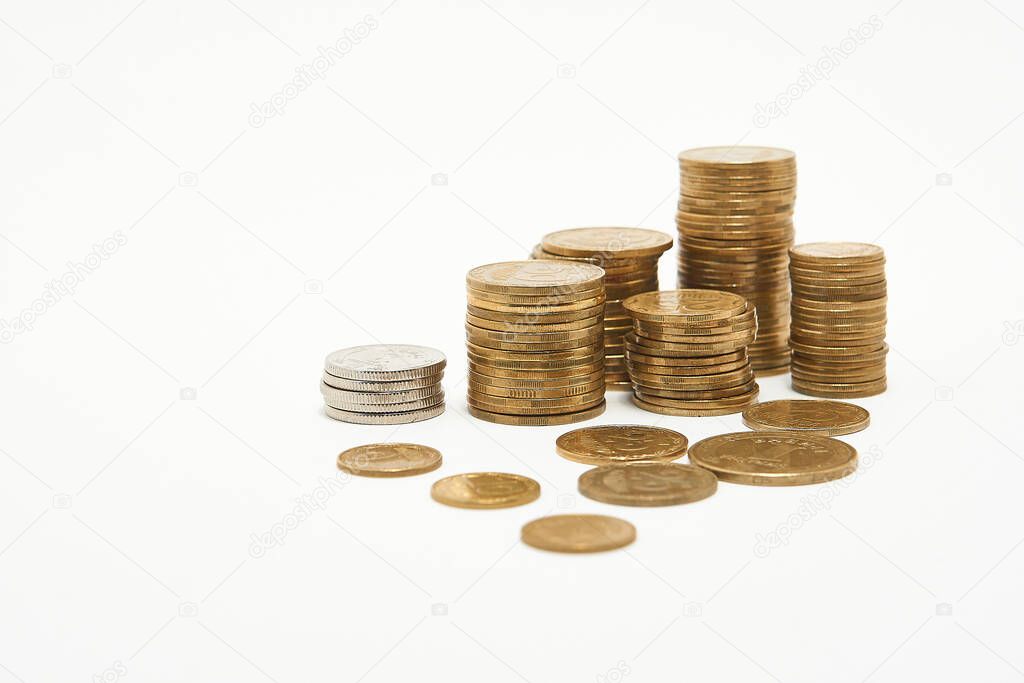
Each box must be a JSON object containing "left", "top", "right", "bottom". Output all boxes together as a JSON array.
[
  {"left": 465, "top": 261, "right": 607, "bottom": 425},
  {"left": 531, "top": 227, "right": 672, "bottom": 390},
  {"left": 789, "top": 242, "right": 887, "bottom": 397},
  {"left": 322, "top": 344, "right": 446, "bottom": 424},
  {"left": 622, "top": 289, "right": 759, "bottom": 415},
  {"left": 676, "top": 146, "right": 797, "bottom": 375}
]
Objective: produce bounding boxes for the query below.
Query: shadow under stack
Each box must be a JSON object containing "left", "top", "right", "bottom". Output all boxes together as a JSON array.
[
  {"left": 532, "top": 227, "right": 672, "bottom": 391},
  {"left": 676, "top": 146, "right": 796, "bottom": 375}
]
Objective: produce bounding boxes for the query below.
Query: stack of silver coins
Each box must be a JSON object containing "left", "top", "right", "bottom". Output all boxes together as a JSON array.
[{"left": 322, "top": 344, "right": 446, "bottom": 424}]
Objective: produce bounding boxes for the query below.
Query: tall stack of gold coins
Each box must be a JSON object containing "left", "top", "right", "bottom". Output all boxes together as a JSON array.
[
  {"left": 465, "top": 261, "right": 607, "bottom": 425},
  {"left": 622, "top": 289, "right": 759, "bottom": 416},
  {"left": 676, "top": 146, "right": 796, "bottom": 375},
  {"left": 789, "top": 242, "right": 888, "bottom": 397},
  {"left": 531, "top": 227, "right": 672, "bottom": 391}
]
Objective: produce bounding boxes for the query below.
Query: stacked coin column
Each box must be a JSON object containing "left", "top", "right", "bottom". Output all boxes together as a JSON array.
[
  {"left": 622, "top": 289, "right": 759, "bottom": 416},
  {"left": 465, "top": 261, "right": 608, "bottom": 425},
  {"left": 531, "top": 227, "right": 672, "bottom": 391},
  {"left": 676, "top": 146, "right": 797, "bottom": 375},
  {"left": 789, "top": 242, "right": 888, "bottom": 397}
]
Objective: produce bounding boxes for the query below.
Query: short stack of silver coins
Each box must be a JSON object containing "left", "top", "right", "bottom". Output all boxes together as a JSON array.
[{"left": 322, "top": 344, "right": 446, "bottom": 424}]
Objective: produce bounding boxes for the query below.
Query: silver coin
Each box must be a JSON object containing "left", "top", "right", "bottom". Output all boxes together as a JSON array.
[
  {"left": 323, "top": 391, "right": 445, "bottom": 412},
  {"left": 324, "top": 344, "right": 447, "bottom": 380},
  {"left": 320, "top": 382, "right": 443, "bottom": 405},
  {"left": 321, "top": 371, "right": 444, "bottom": 392},
  {"left": 324, "top": 402, "right": 446, "bottom": 424}
]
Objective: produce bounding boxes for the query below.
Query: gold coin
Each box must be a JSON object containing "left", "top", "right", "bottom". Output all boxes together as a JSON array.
[
  {"left": 790, "top": 242, "right": 884, "bottom": 265},
  {"left": 466, "top": 286, "right": 604, "bottom": 306},
  {"left": 626, "top": 357, "right": 749, "bottom": 376},
  {"left": 465, "top": 312, "right": 603, "bottom": 333},
  {"left": 336, "top": 443, "right": 442, "bottom": 477},
  {"left": 578, "top": 462, "right": 717, "bottom": 507},
  {"left": 466, "top": 293, "right": 606, "bottom": 313},
  {"left": 467, "top": 260, "right": 604, "bottom": 295},
  {"left": 792, "top": 377, "right": 887, "bottom": 398},
  {"left": 466, "top": 392, "right": 605, "bottom": 413},
  {"left": 469, "top": 379, "right": 605, "bottom": 400},
  {"left": 468, "top": 401, "right": 606, "bottom": 425},
  {"left": 521, "top": 514, "right": 635, "bottom": 553},
  {"left": 635, "top": 379, "right": 757, "bottom": 400},
  {"left": 679, "top": 145, "right": 796, "bottom": 167},
  {"left": 466, "top": 340, "right": 603, "bottom": 360},
  {"left": 630, "top": 390, "right": 758, "bottom": 416},
  {"left": 624, "top": 349, "right": 747, "bottom": 367},
  {"left": 467, "top": 303, "right": 605, "bottom": 324},
  {"left": 468, "top": 369, "right": 604, "bottom": 388},
  {"left": 742, "top": 399, "right": 869, "bottom": 436},
  {"left": 431, "top": 472, "right": 540, "bottom": 509},
  {"left": 624, "top": 289, "right": 748, "bottom": 323},
  {"left": 541, "top": 227, "right": 672, "bottom": 259},
  {"left": 688, "top": 431, "right": 857, "bottom": 486},
  {"left": 556, "top": 425, "right": 688, "bottom": 465}
]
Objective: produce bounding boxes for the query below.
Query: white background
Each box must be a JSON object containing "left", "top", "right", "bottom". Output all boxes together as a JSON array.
[{"left": 2, "top": 0, "right": 1023, "bottom": 681}]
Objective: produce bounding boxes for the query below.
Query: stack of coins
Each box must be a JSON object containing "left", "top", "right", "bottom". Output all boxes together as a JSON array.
[
  {"left": 531, "top": 227, "right": 672, "bottom": 390},
  {"left": 321, "top": 344, "right": 446, "bottom": 424},
  {"left": 465, "top": 261, "right": 607, "bottom": 425},
  {"left": 676, "top": 146, "right": 797, "bottom": 375},
  {"left": 622, "top": 289, "right": 759, "bottom": 415},
  {"left": 789, "top": 242, "right": 887, "bottom": 397}
]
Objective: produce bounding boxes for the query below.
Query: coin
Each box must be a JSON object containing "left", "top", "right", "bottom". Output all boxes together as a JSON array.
[
  {"left": 790, "top": 242, "right": 884, "bottom": 264},
  {"left": 578, "top": 462, "right": 717, "bottom": 507},
  {"left": 466, "top": 401, "right": 606, "bottom": 425},
  {"left": 624, "top": 289, "right": 748, "bottom": 323},
  {"left": 688, "top": 431, "right": 857, "bottom": 485},
  {"left": 320, "top": 382, "right": 441, "bottom": 404},
  {"left": 324, "top": 403, "right": 445, "bottom": 424},
  {"left": 324, "top": 391, "right": 444, "bottom": 412},
  {"left": 742, "top": 399, "right": 869, "bottom": 436},
  {"left": 521, "top": 514, "right": 636, "bottom": 553},
  {"left": 336, "top": 443, "right": 442, "bottom": 477},
  {"left": 430, "top": 472, "right": 540, "bottom": 509},
  {"left": 324, "top": 344, "right": 446, "bottom": 380},
  {"left": 555, "top": 425, "right": 688, "bottom": 465},
  {"left": 541, "top": 227, "right": 672, "bottom": 259},
  {"left": 321, "top": 372, "right": 442, "bottom": 392},
  {"left": 467, "top": 260, "right": 604, "bottom": 295}
]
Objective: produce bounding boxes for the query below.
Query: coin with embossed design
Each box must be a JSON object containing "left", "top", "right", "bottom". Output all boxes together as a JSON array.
[
  {"left": 578, "top": 462, "right": 717, "bottom": 506},
  {"left": 337, "top": 443, "right": 442, "bottom": 477},
  {"left": 742, "top": 399, "right": 869, "bottom": 436},
  {"left": 556, "top": 425, "right": 688, "bottom": 465},
  {"left": 430, "top": 472, "right": 540, "bottom": 509},
  {"left": 688, "top": 431, "right": 857, "bottom": 486}
]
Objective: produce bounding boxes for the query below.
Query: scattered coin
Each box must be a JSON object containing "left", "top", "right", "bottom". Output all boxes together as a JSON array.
[
  {"left": 555, "top": 425, "right": 688, "bottom": 465},
  {"left": 430, "top": 472, "right": 540, "bottom": 509},
  {"left": 337, "top": 443, "right": 442, "bottom": 477},
  {"left": 578, "top": 462, "right": 717, "bottom": 506},
  {"left": 677, "top": 146, "right": 797, "bottom": 374},
  {"left": 742, "top": 399, "right": 870, "bottom": 436},
  {"left": 521, "top": 514, "right": 636, "bottom": 553},
  {"left": 688, "top": 431, "right": 857, "bottom": 486}
]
